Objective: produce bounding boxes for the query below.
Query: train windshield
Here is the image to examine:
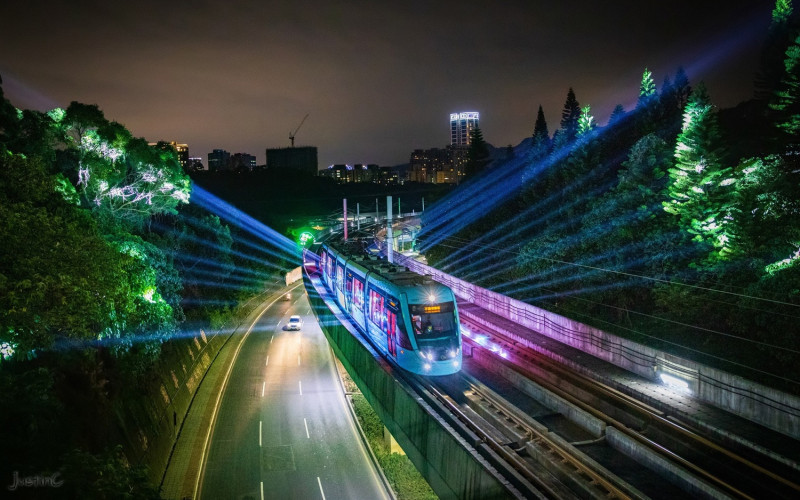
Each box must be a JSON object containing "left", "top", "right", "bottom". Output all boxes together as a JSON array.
[{"left": 409, "top": 302, "right": 457, "bottom": 341}]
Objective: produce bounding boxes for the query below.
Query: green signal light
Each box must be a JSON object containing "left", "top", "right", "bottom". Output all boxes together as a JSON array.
[{"left": 299, "top": 232, "right": 315, "bottom": 247}]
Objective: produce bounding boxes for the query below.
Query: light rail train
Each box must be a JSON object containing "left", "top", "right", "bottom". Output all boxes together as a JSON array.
[{"left": 316, "top": 241, "right": 462, "bottom": 375}]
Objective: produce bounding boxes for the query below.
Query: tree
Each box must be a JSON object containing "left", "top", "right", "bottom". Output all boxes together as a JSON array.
[
  {"left": 664, "top": 83, "right": 735, "bottom": 261},
  {"left": 532, "top": 104, "right": 549, "bottom": 142},
  {"left": 0, "top": 153, "right": 136, "bottom": 356},
  {"left": 755, "top": 0, "right": 798, "bottom": 102},
  {"left": 560, "top": 88, "right": 581, "bottom": 142},
  {"left": 608, "top": 104, "right": 626, "bottom": 126},
  {"left": 577, "top": 105, "right": 596, "bottom": 137},
  {"left": 464, "top": 125, "right": 490, "bottom": 178},
  {"left": 770, "top": 33, "right": 800, "bottom": 149},
  {"left": 637, "top": 68, "right": 657, "bottom": 109}
]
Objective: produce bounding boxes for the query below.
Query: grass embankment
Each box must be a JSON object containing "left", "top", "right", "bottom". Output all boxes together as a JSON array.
[{"left": 336, "top": 362, "right": 438, "bottom": 500}]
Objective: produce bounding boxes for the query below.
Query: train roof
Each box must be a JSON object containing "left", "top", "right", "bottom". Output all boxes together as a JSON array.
[{"left": 323, "top": 239, "right": 440, "bottom": 289}]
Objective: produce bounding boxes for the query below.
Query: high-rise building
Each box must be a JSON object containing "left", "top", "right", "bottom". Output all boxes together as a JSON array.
[
  {"left": 450, "top": 111, "right": 479, "bottom": 146},
  {"left": 207, "top": 149, "right": 230, "bottom": 172},
  {"left": 266, "top": 146, "right": 318, "bottom": 176}
]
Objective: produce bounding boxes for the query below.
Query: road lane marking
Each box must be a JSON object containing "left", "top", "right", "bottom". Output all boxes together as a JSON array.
[
  {"left": 194, "top": 293, "right": 284, "bottom": 500},
  {"left": 317, "top": 477, "right": 326, "bottom": 500},
  {"left": 261, "top": 381, "right": 265, "bottom": 397},
  {"left": 304, "top": 418, "right": 310, "bottom": 438},
  {"left": 298, "top": 354, "right": 301, "bottom": 366},
  {"left": 299, "top": 381, "right": 303, "bottom": 396},
  {"left": 266, "top": 355, "right": 269, "bottom": 366},
  {"left": 259, "top": 420, "right": 262, "bottom": 447},
  {"left": 260, "top": 481, "right": 264, "bottom": 500},
  {"left": 270, "top": 335, "right": 274, "bottom": 344}
]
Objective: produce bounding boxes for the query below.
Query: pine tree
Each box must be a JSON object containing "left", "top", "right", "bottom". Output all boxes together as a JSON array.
[
  {"left": 577, "top": 105, "right": 595, "bottom": 137},
  {"left": 755, "top": 0, "right": 797, "bottom": 102},
  {"left": 770, "top": 33, "right": 800, "bottom": 146},
  {"left": 673, "top": 67, "right": 692, "bottom": 112},
  {"left": 664, "top": 83, "right": 735, "bottom": 260},
  {"left": 465, "top": 125, "right": 490, "bottom": 178},
  {"left": 637, "top": 68, "right": 657, "bottom": 108},
  {"left": 608, "top": 104, "right": 626, "bottom": 125},
  {"left": 560, "top": 88, "right": 581, "bottom": 142},
  {"left": 532, "top": 105, "right": 549, "bottom": 142},
  {"left": 522, "top": 106, "right": 552, "bottom": 187}
]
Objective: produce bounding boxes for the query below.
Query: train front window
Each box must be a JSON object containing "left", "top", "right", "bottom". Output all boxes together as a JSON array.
[{"left": 409, "top": 302, "right": 456, "bottom": 340}]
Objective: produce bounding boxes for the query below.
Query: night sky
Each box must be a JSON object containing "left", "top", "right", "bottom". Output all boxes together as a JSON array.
[{"left": 0, "top": 1, "right": 771, "bottom": 168}]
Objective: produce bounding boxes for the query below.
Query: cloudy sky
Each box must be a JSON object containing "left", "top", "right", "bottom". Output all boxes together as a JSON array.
[{"left": 0, "top": 1, "right": 771, "bottom": 168}]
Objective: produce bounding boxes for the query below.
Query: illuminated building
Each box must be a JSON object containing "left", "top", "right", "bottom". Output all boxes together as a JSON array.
[
  {"left": 450, "top": 111, "right": 479, "bottom": 146},
  {"left": 149, "top": 141, "right": 189, "bottom": 169},
  {"left": 266, "top": 146, "right": 318, "bottom": 176},
  {"left": 318, "top": 163, "right": 401, "bottom": 185},
  {"left": 409, "top": 145, "right": 467, "bottom": 184}
]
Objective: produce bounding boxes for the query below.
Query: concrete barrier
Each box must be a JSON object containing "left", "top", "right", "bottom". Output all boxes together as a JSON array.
[
  {"left": 391, "top": 254, "right": 800, "bottom": 441},
  {"left": 606, "top": 427, "right": 727, "bottom": 500}
]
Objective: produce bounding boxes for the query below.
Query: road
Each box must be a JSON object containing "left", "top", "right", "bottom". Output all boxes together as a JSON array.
[{"left": 198, "top": 286, "right": 390, "bottom": 500}]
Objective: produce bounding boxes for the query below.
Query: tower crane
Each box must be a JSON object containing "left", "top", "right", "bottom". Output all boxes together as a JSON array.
[{"left": 289, "top": 113, "right": 309, "bottom": 147}]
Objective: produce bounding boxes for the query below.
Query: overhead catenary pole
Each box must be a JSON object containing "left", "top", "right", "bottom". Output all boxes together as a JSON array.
[
  {"left": 386, "top": 195, "right": 393, "bottom": 263},
  {"left": 375, "top": 198, "right": 379, "bottom": 224},
  {"left": 343, "top": 198, "right": 348, "bottom": 241},
  {"left": 357, "top": 203, "right": 360, "bottom": 231},
  {"left": 422, "top": 197, "right": 425, "bottom": 212}
]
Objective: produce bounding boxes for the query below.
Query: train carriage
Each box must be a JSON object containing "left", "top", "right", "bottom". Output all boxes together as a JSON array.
[{"left": 318, "top": 241, "right": 461, "bottom": 376}]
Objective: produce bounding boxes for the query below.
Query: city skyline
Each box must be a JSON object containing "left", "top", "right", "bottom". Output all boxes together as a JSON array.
[{"left": 1, "top": 1, "right": 770, "bottom": 167}]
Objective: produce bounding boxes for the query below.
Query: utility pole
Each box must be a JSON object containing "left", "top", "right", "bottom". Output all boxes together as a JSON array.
[
  {"left": 343, "top": 198, "right": 348, "bottom": 241},
  {"left": 375, "top": 198, "right": 379, "bottom": 224},
  {"left": 357, "top": 203, "right": 360, "bottom": 231},
  {"left": 386, "top": 195, "right": 393, "bottom": 263}
]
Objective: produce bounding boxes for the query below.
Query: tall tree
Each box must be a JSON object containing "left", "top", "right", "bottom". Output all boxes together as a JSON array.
[
  {"left": 664, "top": 83, "right": 735, "bottom": 261},
  {"left": 608, "top": 104, "right": 626, "bottom": 126},
  {"left": 560, "top": 87, "right": 581, "bottom": 142},
  {"left": 770, "top": 32, "right": 800, "bottom": 152},
  {"left": 522, "top": 105, "right": 552, "bottom": 186},
  {"left": 577, "top": 105, "right": 596, "bottom": 137},
  {"left": 637, "top": 68, "right": 658, "bottom": 109},
  {"left": 755, "top": 0, "right": 798, "bottom": 102},
  {"left": 532, "top": 104, "right": 549, "bottom": 141},
  {"left": 464, "top": 125, "right": 490, "bottom": 178}
]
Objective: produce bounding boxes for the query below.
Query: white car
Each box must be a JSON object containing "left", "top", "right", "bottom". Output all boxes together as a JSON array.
[{"left": 287, "top": 315, "right": 303, "bottom": 331}]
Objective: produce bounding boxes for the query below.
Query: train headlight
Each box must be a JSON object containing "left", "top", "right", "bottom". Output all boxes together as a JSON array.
[
  {"left": 448, "top": 349, "right": 456, "bottom": 358},
  {"left": 427, "top": 293, "right": 436, "bottom": 303},
  {"left": 424, "top": 363, "right": 431, "bottom": 371}
]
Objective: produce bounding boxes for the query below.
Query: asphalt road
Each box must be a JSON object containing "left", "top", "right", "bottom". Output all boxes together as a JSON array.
[{"left": 199, "top": 286, "right": 390, "bottom": 500}]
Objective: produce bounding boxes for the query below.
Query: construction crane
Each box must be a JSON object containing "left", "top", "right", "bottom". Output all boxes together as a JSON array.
[{"left": 289, "top": 113, "right": 309, "bottom": 147}]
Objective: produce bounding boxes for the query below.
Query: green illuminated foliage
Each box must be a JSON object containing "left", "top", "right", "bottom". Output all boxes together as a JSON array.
[
  {"left": 638, "top": 68, "right": 657, "bottom": 106},
  {"left": 665, "top": 84, "right": 735, "bottom": 261},
  {"left": 577, "top": 105, "right": 595, "bottom": 136}
]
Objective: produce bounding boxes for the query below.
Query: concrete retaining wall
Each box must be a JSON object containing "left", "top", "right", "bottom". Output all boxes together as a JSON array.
[
  {"left": 393, "top": 254, "right": 800, "bottom": 440},
  {"left": 304, "top": 272, "right": 518, "bottom": 500},
  {"left": 116, "top": 281, "right": 283, "bottom": 486}
]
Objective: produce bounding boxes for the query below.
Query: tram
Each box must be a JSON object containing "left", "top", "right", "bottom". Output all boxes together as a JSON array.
[{"left": 317, "top": 241, "right": 462, "bottom": 375}]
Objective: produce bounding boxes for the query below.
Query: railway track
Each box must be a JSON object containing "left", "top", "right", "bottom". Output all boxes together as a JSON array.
[{"left": 459, "top": 315, "right": 800, "bottom": 499}]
